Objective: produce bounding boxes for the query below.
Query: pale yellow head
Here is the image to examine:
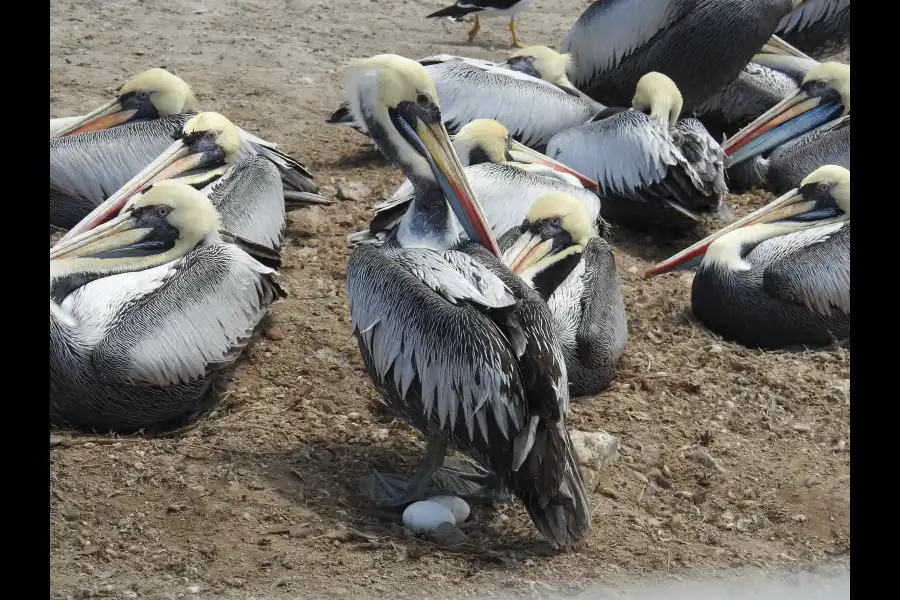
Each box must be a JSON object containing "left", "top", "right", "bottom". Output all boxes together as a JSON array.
[
  {"left": 802, "top": 62, "right": 850, "bottom": 115},
  {"left": 454, "top": 119, "right": 510, "bottom": 165},
  {"left": 526, "top": 192, "right": 597, "bottom": 244},
  {"left": 182, "top": 111, "right": 242, "bottom": 161},
  {"left": 509, "top": 45, "right": 574, "bottom": 84},
  {"left": 120, "top": 68, "right": 199, "bottom": 116},
  {"left": 801, "top": 165, "right": 850, "bottom": 215},
  {"left": 633, "top": 72, "right": 683, "bottom": 127}
]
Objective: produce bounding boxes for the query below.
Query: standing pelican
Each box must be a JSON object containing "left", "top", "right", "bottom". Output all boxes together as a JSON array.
[
  {"left": 348, "top": 119, "right": 604, "bottom": 246},
  {"left": 722, "top": 62, "right": 849, "bottom": 194},
  {"left": 50, "top": 180, "right": 285, "bottom": 432},
  {"left": 500, "top": 193, "right": 628, "bottom": 398},
  {"left": 426, "top": 0, "right": 538, "bottom": 48},
  {"left": 561, "top": 0, "right": 808, "bottom": 110},
  {"left": 645, "top": 165, "right": 849, "bottom": 349},
  {"left": 50, "top": 68, "right": 321, "bottom": 199},
  {"left": 53, "top": 112, "right": 294, "bottom": 254},
  {"left": 327, "top": 48, "right": 603, "bottom": 148},
  {"left": 545, "top": 72, "right": 728, "bottom": 232},
  {"left": 775, "top": 0, "right": 850, "bottom": 60},
  {"left": 344, "top": 54, "right": 589, "bottom": 548}
]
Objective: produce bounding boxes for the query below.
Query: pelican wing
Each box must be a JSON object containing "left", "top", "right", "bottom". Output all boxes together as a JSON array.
[
  {"left": 91, "top": 243, "right": 283, "bottom": 387},
  {"left": 348, "top": 244, "right": 527, "bottom": 446},
  {"left": 427, "top": 61, "right": 596, "bottom": 147},
  {"left": 235, "top": 127, "right": 318, "bottom": 193},
  {"left": 50, "top": 114, "right": 191, "bottom": 209},
  {"left": 695, "top": 63, "right": 800, "bottom": 130},
  {"left": 575, "top": 238, "right": 629, "bottom": 368},
  {"left": 561, "top": 0, "right": 684, "bottom": 81},
  {"left": 672, "top": 118, "right": 728, "bottom": 202},
  {"left": 205, "top": 156, "right": 286, "bottom": 251},
  {"left": 776, "top": 0, "right": 850, "bottom": 34},
  {"left": 760, "top": 222, "right": 850, "bottom": 316},
  {"left": 545, "top": 110, "right": 676, "bottom": 200}
]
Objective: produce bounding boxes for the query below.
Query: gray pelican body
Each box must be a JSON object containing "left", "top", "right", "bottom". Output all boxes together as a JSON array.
[
  {"left": 546, "top": 72, "right": 728, "bottom": 232},
  {"left": 54, "top": 113, "right": 292, "bottom": 257},
  {"left": 500, "top": 193, "right": 627, "bottom": 398},
  {"left": 775, "top": 0, "right": 850, "bottom": 60},
  {"left": 561, "top": 0, "right": 806, "bottom": 111},
  {"left": 344, "top": 55, "right": 589, "bottom": 548},
  {"left": 723, "top": 62, "right": 849, "bottom": 194},
  {"left": 646, "top": 165, "right": 849, "bottom": 349},
  {"left": 328, "top": 49, "right": 602, "bottom": 148},
  {"left": 348, "top": 119, "right": 604, "bottom": 246},
  {"left": 50, "top": 181, "right": 284, "bottom": 433},
  {"left": 50, "top": 69, "right": 323, "bottom": 225}
]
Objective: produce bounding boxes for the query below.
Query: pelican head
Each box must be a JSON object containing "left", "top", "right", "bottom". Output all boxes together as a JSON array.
[
  {"left": 453, "top": 119, "right": 600, "bottom": 190},
  {"left": 51, "top": 68, "right": 197, "bottom": 138},
  {"left": 345, "top": 54, "right": 500, "bottom": 255},
  {"left": 633, "top": 72, "right": 683, "bottom": 128},
  {"left": 56, "top": 111, "right": 241, "bottom": 244},
  {"left": 500, "top": 46, "right": 573, "bottom": 85},
  {"left": 645, "top": 165, "right": 849, "bottom": 278},
  {"left": 50, "top": 181, "right": 219, "bottom": 301},
  {"left": 503, "top": 192, "right": 598, "bottom": 281},
  {"left": 723, "top": 62, "right": 849, "bottom": 166}
]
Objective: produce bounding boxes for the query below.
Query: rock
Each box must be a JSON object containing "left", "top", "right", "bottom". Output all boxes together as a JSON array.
[
  {"left": 425, "top": 522, "right": 468, "bottom": 547},
  {"left": 287, "top": 207, "right": 323, "bottom": 237},
  {"left": 263, "top": 326, "right": 285, "bottom": 341},
  {"left": 826, "top": 379, "right": 850, "bottom": 404},
  {"left": 708, "top": 344, "right": 724, "bottom": 354},
  {"left": 336, "top": 181, "right": 371, "bottom": 203},
  {"left": 569, "top": 430, "right": 619, "bottom": 491}
]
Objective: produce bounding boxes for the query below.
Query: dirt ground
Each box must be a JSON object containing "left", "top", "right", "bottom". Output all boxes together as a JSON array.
[{"left": 50, "top": 1, "right": 850, "bottom": 598}]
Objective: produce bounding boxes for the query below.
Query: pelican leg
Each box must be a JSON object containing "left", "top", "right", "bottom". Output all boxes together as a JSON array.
[
  {"left": 467, "top": 15, "right": 481, "bottom": 43},
  {"left": 360, "top": 439, "right": 448, "bottom": 509},
  {"left": 509, "top": 17, "right": 524, "bottom": 48},
  {"left": 359, "top": 456, "right": 511, "bottom": 505}
]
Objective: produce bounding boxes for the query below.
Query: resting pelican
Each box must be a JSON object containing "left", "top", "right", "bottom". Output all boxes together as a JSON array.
[
  {"left": 344, "top": 54, "right": 589, "bottom": 547},
  {"left": 645, "top": 165, "right": 849, "bottom": 349},
  {"left": 53, "top": 113, "right": 293, "bottom": 255},
  {"left": 561, "top": 0, "right": 809, "bottom": 111},
  {"left": 426, "top": 0, "right": 538, "bottom": 48},
  {"left": 50, "top": 68, "right": 321, "bottom": 199},
  {"left": 545, "top": 72, "right": 728, "bottom": 232},
  {"left": 500, "top": 193, "right": 627, "bottom": 398},
  {"left": 723, "top": 62, "right": 849, "bottom": 194},
  {"left": 347, "top": 118, "right": 604, "bottom": 246},
  {"left": 775, "top": 0, "right": 850, "bottom": 60},
  {"left": 327, "top": 48, "right": 602, "bottom": 148},
  {"left": 50, "top": 180, "right": 285, "bottom": 433}
]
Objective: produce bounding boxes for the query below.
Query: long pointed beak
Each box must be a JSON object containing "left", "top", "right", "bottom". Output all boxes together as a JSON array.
[
  {"left": 50, "top": 98, "right": 138, "bottom": 139},
  {"left": 760, "top": 34, "right": 813, "bottom": 60},
  {"left": 416, "top": 119, "right": 502, "bottom": 257},
  {"left": 50, "top": 210, "right": 145, "bottom": 260},
  {"left": 644, "top": 187, "right": 812, "bottom": 278},
  {"left": 53, "top": 139, "right": 201, "bottom": 246},
  {"left": 502, "top": 231, "right": 552, "bottom": 274},
  {"left": 507, "top": 140, "right": 600, "bottom": 192},
  {"left": 722, "top": 89, "right": 842, "bottom": 166}
]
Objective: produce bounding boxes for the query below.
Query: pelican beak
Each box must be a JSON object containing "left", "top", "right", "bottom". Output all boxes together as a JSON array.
[
  {"left": 53, "top": 138, "right": 204, "bottom": 246},
  {"left": 412, "top": 114, "right": 502, "bottom": 257},
  {"left": 760, "top": 34, "right": 813, "bottom": 60},
  {"left": 644, "top": 187, "right": 812, "bottom": 278},
  {"left": 50, "top": 98, "right": 139, "bottom": 139},
  {"left": 49, "top": 210, "right": 150, "bottom": 261},
  {"left": 507, "top": 140, "right": 600, "bottom": 192},
  {"left": 503, "top": 231, "right": 553, "bottom": 274},
  {"left": 722, "top": 88, "right": 842, "bottom": 167}
]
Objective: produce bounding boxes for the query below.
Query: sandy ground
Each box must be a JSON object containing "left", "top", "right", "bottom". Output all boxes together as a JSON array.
[{"left": 50, "top": 1, "right": 850, "bottom": 598}]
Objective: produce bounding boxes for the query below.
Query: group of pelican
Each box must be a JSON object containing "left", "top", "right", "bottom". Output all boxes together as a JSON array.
[{"left": 50, "top": 0, "right": 851, "bottom": 550}]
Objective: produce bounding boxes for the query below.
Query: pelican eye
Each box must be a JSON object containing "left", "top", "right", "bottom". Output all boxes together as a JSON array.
[
  {"left": 138, "top": 91, "right": 151, "bottom": 100},
  {"left": 551, "top": 217, "right": 562, "bottom": 227},
  {"left": 416, "top": 93, "right": 430, "bottom": 107},
  {"left": 155, "top": 205, "right": 172, "bottom": 219},
  {"left": 817, "top": 182, "right": 830, "bottom": 193},
  {"left": 205, "top": 130, "right": 217, "bottom": 140}
]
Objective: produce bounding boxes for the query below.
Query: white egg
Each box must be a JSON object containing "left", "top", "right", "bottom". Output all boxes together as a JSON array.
[
  {"left": 426, "top": 495, "right": 470, "bottom": 524},
  {"left": 402, "top": 501, "right": 456, "bottom": 533}
]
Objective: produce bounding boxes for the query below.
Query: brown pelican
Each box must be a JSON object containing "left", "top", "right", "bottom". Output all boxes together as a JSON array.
[
  {"left": 722, "top": 62, "right": 849, "bottom": 194},
  {"left": 327, "top": 48, "right": 602, "bottom": 148},
  {"left": 500, "top": 192, "right": 627, "bottom": 398},
  {"left": 53, "top": 112, "right": 295, "bottom": 255},
  {"left": 344, "top": 54, "right": 589, "bottom": 547},
  {"left": 545, "top": 72, "right": 728, "bottom": 232},
  {"left": 775, "top": 0, "right": 850, "bottom": 60},
  {"left": 50, "top": 68, "right": 322, "bottom": 201},
  {"left": 348, "top": 118, "right": 604, "bottom": 246},
  {"left": 50, "top": 180, "right": 285, "bottom": 432},
  {"left": 645, "top": 165, "right": 849, "bottom": 349},
  {"left": 426, "top": 0, "right": 538, "bottom": 48},
  {"left": 561, "top": 0, "right": 809, "bottom": 111}
]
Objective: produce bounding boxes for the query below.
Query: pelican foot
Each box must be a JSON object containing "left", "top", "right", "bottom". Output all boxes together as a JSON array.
[{"left": 357, "top": 462, "right": 510, "bottom": 507}]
